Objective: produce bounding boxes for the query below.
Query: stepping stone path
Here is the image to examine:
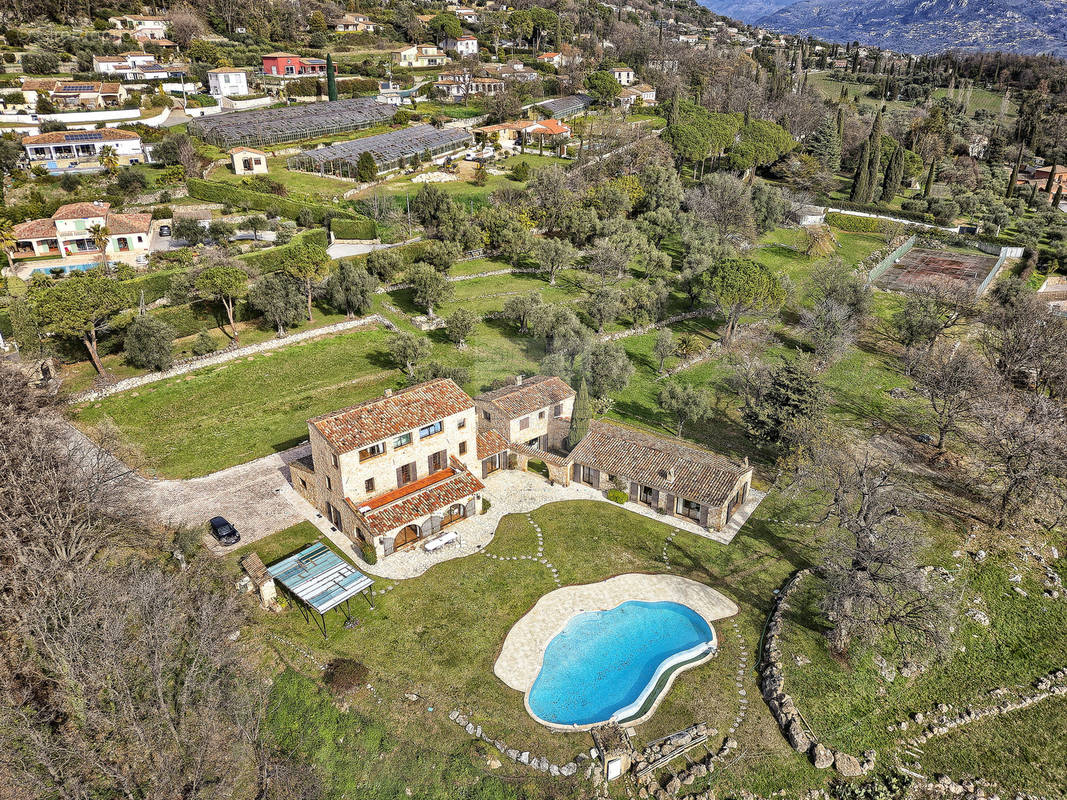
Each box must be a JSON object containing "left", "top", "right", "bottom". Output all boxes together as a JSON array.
[
  {"left": 371, "top": 582, "right": 398, "bottom": 597},
  {"left": 481, "top": 514, "right": 561, "bottom": 587},
  {"left": 726, "top": 620, "right": 749, "bottom": 736},
  {"left": 662, "top": 530, "right": 679, "bottom": 565}
]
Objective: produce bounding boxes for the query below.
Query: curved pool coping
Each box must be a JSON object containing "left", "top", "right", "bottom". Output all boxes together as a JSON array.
[{"left": 494, "top": 573, "right": 740, "bottom": 731}]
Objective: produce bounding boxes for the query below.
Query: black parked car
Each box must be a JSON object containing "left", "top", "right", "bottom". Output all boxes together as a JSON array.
[
  {"left": 158, "top": 224, "right": 171, "bottom": 236},
  {"left": 209, "top": 516, "right": 241, "bottom": 545}
]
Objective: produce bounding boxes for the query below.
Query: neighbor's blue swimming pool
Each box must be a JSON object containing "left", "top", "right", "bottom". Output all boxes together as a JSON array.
[{"left": 527, "top": 600, "right": 715, "bottom": 727}]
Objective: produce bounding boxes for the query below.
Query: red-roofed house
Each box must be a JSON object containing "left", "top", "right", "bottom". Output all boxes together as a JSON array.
[
  {"left": 291, "top": 378, "right": 487, "bottom": 557},
  {"left": 473, "top": 119, "right": 570, "bottom": 151},
  {"left": 475, "top": 375, "right": 575, "bottom": 452},
  {"left": 261, "top": 53, "right": 336, "bottom": 77},
  {"left": 11, "top": 201, "right": 151, "bottom": 262}
]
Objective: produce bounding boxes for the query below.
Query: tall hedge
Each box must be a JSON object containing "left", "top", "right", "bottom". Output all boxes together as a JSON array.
[
  {"left": 238, "top": 229, "right": 329, "bottom": 272},
  {"left": 186, "top": 178, "right": 358, "bottom": 224},
  {"left": 825, "top": 212, "right": 884, "bottom": 232},
  {"left": 331, "top": 217, "right": 377, "bottom": 240}
]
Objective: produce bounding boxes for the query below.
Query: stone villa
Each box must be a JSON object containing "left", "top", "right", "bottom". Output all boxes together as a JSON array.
[{"left": 292, "top": 377, "right": 753, "bottom": 559}]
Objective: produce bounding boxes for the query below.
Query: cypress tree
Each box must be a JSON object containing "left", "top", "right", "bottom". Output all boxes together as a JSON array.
[
  {"left": 1044, "top": 163, "right": 1058, "bottom": 193},
  {"left": 863, "top": 108, "right": 883, "bottom": 203},
  {"left": 1028, "top": 182, "right": 1039, "bottom": 206},
  {"left": 850, "top": 138, "right": 871, "bottom": 202},
  {"left": 326, "top": 53, "right": 337, "bottom": 101},
  {"left": 1053, "top": 186, "right": 1063, "bottom": 209},
  {"left": 1005, "top": 146, "right": 1022, "bottom": 198},
  {"left": 880, "top": 142, "right": 904, "bottom": 203},
  {"left": 923, "top": 160, "right": 936, "bottom": 198},
  {"left": 566, "top": 377, "right": 592, "bottom": 451}
]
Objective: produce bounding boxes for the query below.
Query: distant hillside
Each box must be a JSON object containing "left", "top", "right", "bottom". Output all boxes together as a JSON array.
[
  {"left": 694, "top": 0, "right": 794, "bottom": 23},
  {"left": 698, "top": 0, "right": 1067, "bottom": 57}
]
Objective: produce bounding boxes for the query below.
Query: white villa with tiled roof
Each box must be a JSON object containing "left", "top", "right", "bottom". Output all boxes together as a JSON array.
[
  {"left": 20, "top": 128, "right": 145, "bottom": 174},
  {"left": 11, "top": 201, "right": 152, "bottom": 261},
  {"left": 292, "top": 376, "right": 755, "bottom": 561}
]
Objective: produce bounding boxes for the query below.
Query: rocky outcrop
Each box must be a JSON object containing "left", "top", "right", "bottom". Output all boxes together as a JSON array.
[{"left": 759, "top": 569, "right": 873, "bottom": 778}]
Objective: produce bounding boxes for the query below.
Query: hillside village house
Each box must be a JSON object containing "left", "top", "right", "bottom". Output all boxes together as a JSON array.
[
  {"left": 1018, "top": 164, "right": 1067, "bottom": 202},
  {"left": 395, "top": 44, "right": 450, "bottom": 68},
  {"left": 567, "top": 420, "right": 753, "bottom": 532},
  {"left": 11, "top": 201, "right": 151, "bottom": 261},
  {"left": 618, "top": 83, "right": 656, "bottom": 108},
  {"left": 290, "top": 379, "right": 486, "bottom": 557},
  {"left": 109, "top": 14, "right": 169, "bottom": 39},
  {"left": 611, "top": 65, "right": 636, "bottom": 86},
  {"left": 434, "top": 73, "right": 504, "bottom": 102},
  {"left": 261, "top": 53, "right": 334, "bottom": 77},
  {"left": 440, "top": 34, "right": 479, "bottom": 56},
  {"left": 208, "top": 67, "right": 250, "bottom": 97},
  {"left": 475, "top": 376, "right": 576, "bottom": 454},
  {"left": 21, "top": 128, "right": 145, "bottom": 174},
  {"left": 330, "top": 13, "right": 381, "bottom": 32},
  {"left": 19, "top": 80, "right": 126, "bottom": 109},
  {"left": 229, "top": 146, "right": 268, "bottom": 175},
  {"left": 482, "top": 61, "right": 540, "bottom": 82},
  {"left": 447, "top": 5, "right": 480, "bottom": 23},
  {"left": 474, "top": 118, "right": 570, "bottom": 151}
]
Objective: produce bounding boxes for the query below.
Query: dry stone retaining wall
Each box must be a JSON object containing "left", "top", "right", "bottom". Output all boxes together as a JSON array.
[
  {"left": 759, "top": 569, "right": 874, "bottom": 777},
  {"left": 72, "top": 314, "right": 393, "bottom": 402}
]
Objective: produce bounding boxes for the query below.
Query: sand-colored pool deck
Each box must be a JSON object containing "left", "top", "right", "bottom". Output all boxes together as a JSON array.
[{"left": 494, "top": 573, "right": 740, "bottom": 694}]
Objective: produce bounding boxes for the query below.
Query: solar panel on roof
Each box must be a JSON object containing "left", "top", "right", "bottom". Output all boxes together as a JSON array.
[{"left": 66, "top": 132, "right": 104, "bottom": 141}]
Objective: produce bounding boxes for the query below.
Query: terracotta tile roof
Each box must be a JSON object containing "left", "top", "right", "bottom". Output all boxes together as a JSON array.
[
  {"left": 476, "top": 428, "right": 509, "bottom": 460},
  {"left": 13, "top": 218, "right": 57, "bottom": 239},
  {"left": 228, "top": 146, "right": 266, "bottom": 155},
  {"left": 21, "top": 129, "right": 139, "bottom": 145},
  {"left": 358, "top": 468, "right": 484, "bottom": 535},
  {"left": 534, "top": 118, "right": 569, "bottom": 135},
  {"left": 567, "top": 420, "right": 750, "bottom": 507},
  {"left": 93, "top": 56, "right": 127, "bottom": 63},
  {"left": 209, "top": 67, "right": 247, "bottom": 74},
  {"left": 263, "top": 52, "right": 300, "bottom": 58},
  {"left": 476, "top": 375, "right": 575, "bottom": 419},
  {"left": 359, "top": 467, "right": 458, "bottom": 512},
  {"left": 21, "top": 79, "right": 59, "bottom": 92},
  {"left": 310, "top": 378, "right": 474, "bottom": 454},
  {"left": 105, "top": 212, "right": 151, "bottom": 235},
  {"left": 52, "top": 202, "right": 110, "bottom": 220}
]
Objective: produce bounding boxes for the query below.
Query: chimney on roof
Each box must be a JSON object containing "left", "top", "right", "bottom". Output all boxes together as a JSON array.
[
  {"left": 515, "top": 374, "right": 524, "bottom": 385},
  {"left": 384, "top": 388, "right": 393, "bottom": 397},
  {"left": 666, "top": 467, "right": 676, "bottom": 483}
]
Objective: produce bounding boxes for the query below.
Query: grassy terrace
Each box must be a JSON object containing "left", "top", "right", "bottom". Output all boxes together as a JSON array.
[{"left": 231, "top": 500, "right": 823, "bottom": 798}]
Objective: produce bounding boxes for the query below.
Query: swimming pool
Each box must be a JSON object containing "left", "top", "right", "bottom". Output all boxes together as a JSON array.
[{"left": 527, "top": 600, "right": 716, "bottom": 727}]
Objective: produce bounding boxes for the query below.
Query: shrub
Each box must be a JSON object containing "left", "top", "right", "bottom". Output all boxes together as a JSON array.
[
  {"left": 481, "top": 497, "right": 491, "bottom": 513},
  {"left": 607, "top": 488, "right": 628, "bottom": 504},
  {"left": 359, "top": 543, "right": 377, "bottom": 565},
  {"left": 331, "top": 217, "right": 377, "bottom": 240},
  {"left": 508, "top": 160, "right": 530, "bottom": 181},
  {"left": 324, "top": 658, "right": 368, "bottom": 695},
  {"left": 124, "top": 315, "right": 176, "bottom": 371},
  {"left": 191, "top": 330, "right": 218, "bottom": 356},
  {"left": 825, "top": 212, "right": 883, "bottom": 232},
  {"left": 238, "top": 228, "right": 328, "bottom": 273},
  {"left": 186, "top": 178, "right": 359, "bottom": 224}
]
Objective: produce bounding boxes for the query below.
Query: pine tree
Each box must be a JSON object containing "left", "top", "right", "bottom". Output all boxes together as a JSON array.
[
  {"left": 923, "top": 160, "right": 936, "bottom": 198},
  {"left": 863, "top": 108, "right": 883, "bottom": 203},
  {"left": 880, "top": 142, "right": 904, "bottom": 203},
  {"left": 326, "top": 53, "right": 337, "bottom": 102},
  {"left": 849, "top": 138, "right": 871, "bottom": 202},
  {"left": 807, "top": 114, "right": 841, "bottom": 172},
  {"left": 566, "top": 377, "right": 591, "bottom": 451}
]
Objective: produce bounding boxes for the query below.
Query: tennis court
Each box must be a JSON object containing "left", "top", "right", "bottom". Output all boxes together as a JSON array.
[{"left": 873, "top": 247, "right": 1001, "bottom": 295}]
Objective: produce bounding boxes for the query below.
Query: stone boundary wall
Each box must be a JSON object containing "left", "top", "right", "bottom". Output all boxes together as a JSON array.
[
  {"left": 599, "top": 308, "right": 717, "bottom": 343},
  {"left": 759, "top": 569, "right": 874, "bottom": 777},
  {"left": 446, "top": 709, "right": 583, "bottom": 777},
  {"left": 71, "top": 314, "right": 393, "bottom": 403}
]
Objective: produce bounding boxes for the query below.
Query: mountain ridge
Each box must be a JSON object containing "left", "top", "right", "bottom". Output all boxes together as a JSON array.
[{"left": 696, "top": 0, "right": 1067, "bottom": 57}]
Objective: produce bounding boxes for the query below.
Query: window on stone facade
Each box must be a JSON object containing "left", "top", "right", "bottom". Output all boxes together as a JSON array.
[
  {"left": 325, "top": 476, "right": 332, "bottom": 491},
  {"left": 459, "top": 441, "right": 467, "bottom": 455},
  {"left": 393, "top": 432, "right": 412, "bottom": 448},
  {"left": 331, "top": 453, "right": 339, "bottom": 468},
  {"left": 365, "top": 477, "right": 375, "bottom": 493},
  {"left": 458, "top": 418, "right": 466, "bottom": 429},
  {"left": 553, "top": 403, "right": 562, "bottom": 417},
  {"left": 519, "top": 416, "right": 530, "bottom": 430},
  {"left": 538, "top": 410, "right": 546, "bottom": 420},
  {"left": 359, "top": 442, "right": 385, "bottom": 461},
  {"left": 419, "top": 420, "right": 442, "bottom": 438}
]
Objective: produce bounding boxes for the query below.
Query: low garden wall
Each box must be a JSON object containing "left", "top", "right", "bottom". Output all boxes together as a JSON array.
[{"left": 71, "top": 313, "right": 393, "bottom": 403}]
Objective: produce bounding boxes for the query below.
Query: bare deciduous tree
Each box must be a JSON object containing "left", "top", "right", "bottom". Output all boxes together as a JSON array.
[{"left": 912, "top": 342, "right": 994, "bottom": 449}]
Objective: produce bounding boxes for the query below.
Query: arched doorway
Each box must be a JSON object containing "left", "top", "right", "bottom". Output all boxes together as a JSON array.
[
  {"left": 395, "top": 524, "right": 420, "bottom": 550},
  {"left": 443, "top": 503, "right": 466, "bottom": 526}
]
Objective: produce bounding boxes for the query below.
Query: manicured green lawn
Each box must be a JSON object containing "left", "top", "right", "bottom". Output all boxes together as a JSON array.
[
  {"left": 237, "top": 499, "right": 824, "bottom": 798},
  {"left": 209, "top": 155, "right": 355, "bottom": 200},
  {"left": 74, "top": 325, "right": 400, "bottom": 478}
]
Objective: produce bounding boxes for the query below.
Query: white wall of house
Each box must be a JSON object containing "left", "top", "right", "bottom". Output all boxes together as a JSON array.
[{"left": 208, "top": 70, "right": 250, "bottom": 97}]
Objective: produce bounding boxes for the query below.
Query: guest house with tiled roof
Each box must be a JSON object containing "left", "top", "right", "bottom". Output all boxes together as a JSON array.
[
  {"left": 291, "top": 379, "right": 486, "bottom": 557},
  {"left": 566, "top": 420, "right": 753, "bottom": 532},
  {"left": 475, "top": 375, "right": 575, "bottom": 453}
]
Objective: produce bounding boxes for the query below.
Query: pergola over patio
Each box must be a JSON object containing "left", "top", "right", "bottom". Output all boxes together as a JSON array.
[{"left": 267, "top": 542, "right": 375, "bottom": 638}]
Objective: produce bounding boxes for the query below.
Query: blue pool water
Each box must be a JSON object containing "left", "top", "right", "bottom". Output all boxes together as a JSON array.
[{"left": 528, "top": 600, "right": 714, "bottom": 726}]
